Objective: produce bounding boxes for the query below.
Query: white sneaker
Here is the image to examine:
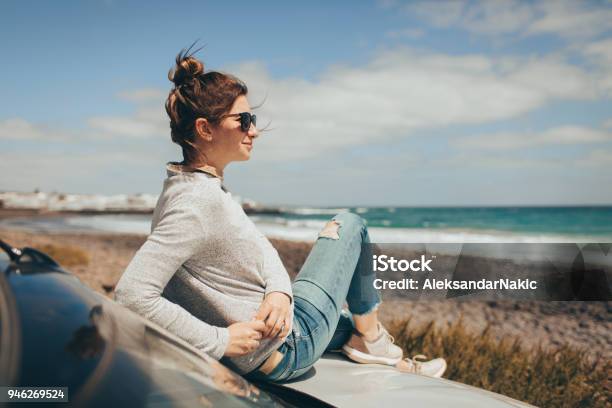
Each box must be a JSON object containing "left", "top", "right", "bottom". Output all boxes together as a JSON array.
[
  {"left": 341, "top": 323, "right": 403, "bottom": 365},
  {"left": 396, "top": 354, "right": 447, "bottom": 378}
]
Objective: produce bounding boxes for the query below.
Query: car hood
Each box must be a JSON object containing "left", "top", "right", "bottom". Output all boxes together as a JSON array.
[{"left": 283, "top": 355, "right": 535, "bottom": 408}]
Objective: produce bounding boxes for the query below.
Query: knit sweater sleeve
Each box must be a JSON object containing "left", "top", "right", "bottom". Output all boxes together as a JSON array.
[{"left": 114, "top": 195, "right": 230, "bottom": 359}]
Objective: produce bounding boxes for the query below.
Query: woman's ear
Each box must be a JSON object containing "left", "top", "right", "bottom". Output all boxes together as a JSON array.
[{"left": 195, "top": 118, "right": 213, "bottom": 142}]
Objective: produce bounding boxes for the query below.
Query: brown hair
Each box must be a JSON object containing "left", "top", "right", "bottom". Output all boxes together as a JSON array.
[{"left": 165, "top": 46, "right": 248, "bottom": 164}]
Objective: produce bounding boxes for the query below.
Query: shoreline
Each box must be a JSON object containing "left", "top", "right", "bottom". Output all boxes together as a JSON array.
[
  {"left": 1, "top": 227, "right": 609, "bottom": 361},
  {"left": 2, "top": 209, "right": 611, "bottom": 245},
  {"left": 0, "top": 208, "right": 154, "bottom": 219},
  {"left": 0, "top": 205, "right": 282, "bottom": 219}
]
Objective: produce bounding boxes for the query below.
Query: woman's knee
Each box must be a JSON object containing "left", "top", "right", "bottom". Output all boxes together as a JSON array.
[
  {"left": 333, "top": 212, "right": 365, "bottom": 226},
  {"left": 317, "top": 212, "right": 366, "bottom": 241}
]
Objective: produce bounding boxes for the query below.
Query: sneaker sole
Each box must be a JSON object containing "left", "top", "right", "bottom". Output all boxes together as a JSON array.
[{"left": 341, "top": 344, "right": 402, "bottom": 366}]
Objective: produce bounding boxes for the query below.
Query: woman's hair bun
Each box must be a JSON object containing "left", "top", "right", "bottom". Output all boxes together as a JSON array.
[{"left": 168, "top": 50, "right": 205, "bottom": 87}]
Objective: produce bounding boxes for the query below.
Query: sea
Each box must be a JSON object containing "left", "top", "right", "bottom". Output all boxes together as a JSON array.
[{"left": 2, "top": 206, "right": 612, "bottom": 243}]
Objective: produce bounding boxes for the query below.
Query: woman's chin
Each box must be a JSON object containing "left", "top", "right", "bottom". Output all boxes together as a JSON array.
[
  {"left": 239, "top": 146, "right": 253, "bottom": 160},
  {"left": 235, "top": 152, "right": 251, "bottom": 161}
]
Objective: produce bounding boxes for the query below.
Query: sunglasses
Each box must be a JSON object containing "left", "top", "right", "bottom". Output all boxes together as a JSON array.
[{"left": 221, "top": 112, "right": 257, "bottom": 132}]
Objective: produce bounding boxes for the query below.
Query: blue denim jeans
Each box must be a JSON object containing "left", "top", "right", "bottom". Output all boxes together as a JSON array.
[{"left": 246, "top": 212, "right": 381, "bottom": 383}]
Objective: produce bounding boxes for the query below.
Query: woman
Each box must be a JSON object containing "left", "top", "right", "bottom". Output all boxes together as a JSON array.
[{"left": 115, "top": 48, "right": 446, "bottom": 382}]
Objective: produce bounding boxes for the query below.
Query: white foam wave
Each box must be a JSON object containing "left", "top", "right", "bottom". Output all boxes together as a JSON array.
[
  {"left": 255, "top": 221, "right": 611, "bottom": 244},
  {"left": 285, "top": 219, "right": 328, "bottom": 229},
  {"left": 283, "top": 207, "right": 349, "bottom": 215},
  {"left": 66, "top": 215, "right": 151, "bottom": 235}
]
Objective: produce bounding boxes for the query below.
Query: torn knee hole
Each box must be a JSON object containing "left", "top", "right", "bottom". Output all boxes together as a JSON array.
[{"left": 318, "top": 220, "right": 341, "bottom": 240}]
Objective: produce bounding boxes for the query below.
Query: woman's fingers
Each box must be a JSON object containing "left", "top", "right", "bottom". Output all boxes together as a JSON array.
[
  {"left": 264, "top": 310, "right": 280, "bottom": 337},
  {"left": 239, "top": 341, "right": 259, "bottom": 355},
  {"left": 280, "top": 316, "right": 291, "bottom": 339},
  {"left": 270, "top": 317, "right": 284, "bottom": 338},
  {"left": 226, "top": 321, "right": 268, "bottom": 357},
  {"left": 254, "top": 302, "right": 272, "bottom": 321},
  {"left": 248, "top": 320, "right": 266, "bottom": 333},
  {"left": 247, "top": 339, "right": 259, "bottom": 351}
]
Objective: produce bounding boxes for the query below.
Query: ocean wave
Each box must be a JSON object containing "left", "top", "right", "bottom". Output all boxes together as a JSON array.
[
  {"left": 66, "top": 215, "right": 151, "bottom": 235},
  {"left": 282, "top": 207, "right": 349, "bottom": 215},
  {"left": 285, "top": 219, "right": 328, "bottom": 229},
  {"left": 254, "top": 221, "right": 612, "bottom": 244}
]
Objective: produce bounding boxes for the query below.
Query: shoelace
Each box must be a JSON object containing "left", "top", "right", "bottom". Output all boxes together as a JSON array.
[
  {"left": 375, "top": 325, "right": 432, "bottom": 374},
  {"left": 379, "top": 325, "right": 396, "bottom": 344},
  {"left": 398, "top": 354, "right": 429, "bottom": 374}
]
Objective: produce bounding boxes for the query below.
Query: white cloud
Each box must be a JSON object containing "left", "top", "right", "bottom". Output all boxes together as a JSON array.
[
  {"left": 117, "top": 88, "right": 166, "bottom": 103},
  {"left": 504, "top": 56, "right": 597, "bottom": 98},
  {"left": 385, "top": 28, "right": 425, "bottom": 39},
  {"left": 409, "top": 0, "right": 533, "bottom": 35},
  {"left": 234, "top": 49, "right": 599, "bottom": 160},
  {"left": 528, "top": 1, "right": 612, "bottom": 40},
  {"left": 580, "top": 38, "right": 612, "bottom": 96},
  {"left": 0, "top": 106, "right": 169, "bottom": 142},
  {"left": 87, "top": 105, "right": 167, "bottom": 139},
  {"left": 436, "top": 153, "right": 562, "bottom": 169},
  {"left": 582, "top": 38, "right": 612, "bottom": 66},
  {"left": 0, "top": 149, "right": 168, "bottom": 194},
  {"left": 575, "top": 149, "right": 612, "bottom": 167},
  {"left": 399, "top": 0, "right": 612, "bottom": 40},
  {"left": 454, "top": 126, "right": 612, "bottom": 150},
  {"left": 0, "top": 118, "right": 69, "bottom": 141},
  {"left": 409, "top": 0, "right": 466, "bottom": 28},
  {"left": 1, "top": 48, "right": 604, "bottom": 163}
]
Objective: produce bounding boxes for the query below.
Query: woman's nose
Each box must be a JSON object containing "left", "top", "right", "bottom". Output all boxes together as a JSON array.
[{"left": 248, "top": 123, "right": 259, "bottom": 138}]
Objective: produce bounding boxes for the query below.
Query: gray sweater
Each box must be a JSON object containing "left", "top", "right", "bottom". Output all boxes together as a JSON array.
[{"left": 114, "top": 163, "right": 294, "bottom": 374}]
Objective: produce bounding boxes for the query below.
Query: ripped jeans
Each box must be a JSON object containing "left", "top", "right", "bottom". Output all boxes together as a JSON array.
[{"left": 245, "top": 212, "right": 381, "bottom": 383}]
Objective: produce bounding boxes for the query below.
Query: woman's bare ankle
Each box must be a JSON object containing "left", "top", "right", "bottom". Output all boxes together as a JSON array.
[
  {"left": 353, "top": 311, "right": 381, "bottom": 342},
  {"left": 356, "top": 324, "right": 382, "bottom": 342}
]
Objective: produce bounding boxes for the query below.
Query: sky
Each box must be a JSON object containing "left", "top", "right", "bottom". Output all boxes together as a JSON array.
[{"left": 1, "top": 0, "right": 611, "bottom": 206}]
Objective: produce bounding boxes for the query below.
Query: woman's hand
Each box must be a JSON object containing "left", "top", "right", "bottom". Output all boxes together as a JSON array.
[
  {"left": 224, "top": 320, "right": 266, "bottom": 357},
  {"left": 254, "top": 292, "right": 292, "bottom": 339}
]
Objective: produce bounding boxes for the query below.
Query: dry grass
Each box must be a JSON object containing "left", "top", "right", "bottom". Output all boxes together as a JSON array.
[
  {"left": 389, "top": 318, "right": 611, "bottom": 408},
  {"left": 33, "top": 244, "right": 90, "bottom": 267}
]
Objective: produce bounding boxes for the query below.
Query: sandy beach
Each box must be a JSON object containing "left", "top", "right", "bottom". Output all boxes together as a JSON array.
[{"left": 1, "top": 225, "right": 609, "bottom": 362}]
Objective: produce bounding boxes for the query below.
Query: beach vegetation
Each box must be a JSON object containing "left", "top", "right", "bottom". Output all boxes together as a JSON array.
[
  {"left": 34, "top": 244, "right": 90, "bottom": 267},
  {"left": 389, "top": 317, "right": 610, "bottom": 408}
]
